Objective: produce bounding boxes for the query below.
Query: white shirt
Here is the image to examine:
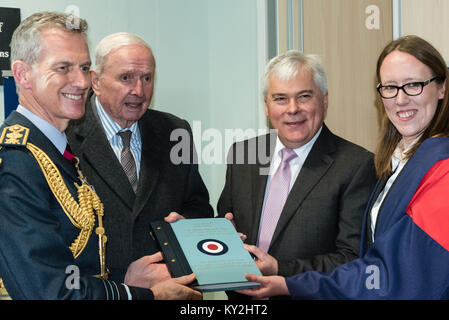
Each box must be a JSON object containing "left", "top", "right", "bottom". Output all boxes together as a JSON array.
[{"left": 260, "top": 126, "right": 323, "bottom": 215}]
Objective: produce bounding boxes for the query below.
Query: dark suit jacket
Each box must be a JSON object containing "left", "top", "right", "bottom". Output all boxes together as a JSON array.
[
  {"left": 67, "top": 94, "right": 213, "bottom": 281},
  {"left": 218, "top": 125, "right": 377, "bottom": 278},
  {"left": 0, "top": 111, "right": 153, "bottom": 299}
]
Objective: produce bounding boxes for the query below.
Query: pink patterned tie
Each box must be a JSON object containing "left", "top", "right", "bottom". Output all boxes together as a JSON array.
[{"left": 258, "top": 148, "right": 297, "bottom": 252}]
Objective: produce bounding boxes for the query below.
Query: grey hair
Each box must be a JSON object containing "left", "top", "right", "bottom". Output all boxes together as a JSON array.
[
  {"left": 10, "top": 11, "right": 88, "bottom": 67},
  {"left": 94, "top": 32, "right": 154, "bottom": 76},
  {"left": 262, "top": 50, "right": 328, "bottom": 98}
]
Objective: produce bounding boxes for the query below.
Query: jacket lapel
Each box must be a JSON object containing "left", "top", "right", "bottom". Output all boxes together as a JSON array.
[
  {"left": 71, "top": 96, "right": 136, "bottom": 210},
  {"left": 132, "top": 112, "right": 161, "bottom": 219},
  {"left": 249, "top": 163, "right": 269, "bottom": 244},
  {"left": 270, "top": 125, "right": 336, "bottom": 248},
  {"left": 359, "top": 177, "right": 386, "bottom": 254},
  {"left": 248, "top": 132, "right": 276, "bottom": 245}
]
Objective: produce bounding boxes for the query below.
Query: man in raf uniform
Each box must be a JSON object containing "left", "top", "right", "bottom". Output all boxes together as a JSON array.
[{"left": 0, "top": 11, "right": 201, "bottom": 300}]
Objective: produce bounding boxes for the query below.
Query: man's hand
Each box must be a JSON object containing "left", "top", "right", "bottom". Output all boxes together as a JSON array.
[
  {"left": 224, "top": 212, "right": 247, "bottom": 242},
  {"left": 124, "top": 252, "right": 171, "bottom": 289},
  {"left": 151, "top": 273, "right": 202, "bottom": 300},
  {"left": 236, "top": 274, "right": 290, "bottom": 299},
  {"left": 164, "top": 212, "right": 186, "bottom": 223},
  {"left": 244, "top": 244, "right": 278, "bottom": 276}
]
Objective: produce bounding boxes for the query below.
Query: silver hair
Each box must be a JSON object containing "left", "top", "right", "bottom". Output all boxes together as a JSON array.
[
  {"left": 94, "top": 32, "right": 154, "bottom": 75},
  {"left": 11, "top": 11, "right": 88, "bottom": 67},
  {"left": 262, "top": 50, "right": 328, "bottom": 98}
]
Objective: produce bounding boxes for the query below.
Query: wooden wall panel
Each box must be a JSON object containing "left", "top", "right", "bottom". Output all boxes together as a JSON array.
[
  {"left": 402, "top": 0, "right": 449, "bottom": 63},
  {"left": 302, "top": 0, "right": 393, "bottom": 151}
]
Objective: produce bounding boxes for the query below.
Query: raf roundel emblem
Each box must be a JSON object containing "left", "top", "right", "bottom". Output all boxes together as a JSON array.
[{"left": 197, "top": 239, "right": 229, "bottom": 256}]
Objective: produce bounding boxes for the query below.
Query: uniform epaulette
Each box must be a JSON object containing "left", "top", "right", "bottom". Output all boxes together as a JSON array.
[{"left": 0, "top": 124, "right": 30, "bottom": 147}]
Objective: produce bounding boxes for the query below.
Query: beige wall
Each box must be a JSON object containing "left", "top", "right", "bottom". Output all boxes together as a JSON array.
[
  {"left": 277, "top": 0, "right": 393, "bottom": 152},
  {"left": 402, "top": 0, "right": 449, "bottom": 63}
]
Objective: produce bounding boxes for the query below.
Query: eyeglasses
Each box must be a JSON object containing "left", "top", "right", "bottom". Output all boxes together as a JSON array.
[{"left": 376, "top": 76, "right": 440, "bottom": 99}]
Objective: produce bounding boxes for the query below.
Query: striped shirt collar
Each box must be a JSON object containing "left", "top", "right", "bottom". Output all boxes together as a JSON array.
[{"left": 95, "top": 97, "right": 139, "bottom": 139}]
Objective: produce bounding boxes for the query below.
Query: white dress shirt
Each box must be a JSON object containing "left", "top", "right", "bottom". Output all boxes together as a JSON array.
[{"left": 260, "top": 126, "right": 323, "bottom": 217}]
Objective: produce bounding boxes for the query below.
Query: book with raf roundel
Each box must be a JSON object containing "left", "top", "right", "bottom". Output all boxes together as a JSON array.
[{"left": 150, "top": 218, "right": 262, "bottom": 292}]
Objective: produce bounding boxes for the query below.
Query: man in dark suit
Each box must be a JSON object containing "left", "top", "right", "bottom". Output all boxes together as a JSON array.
[
  {"left": 67, "top": 32, "right": 213, "bottom": 284},
  {"left": 218, "top": 51, "right": 376, "bottom": 298},
  {"left": 0, "top": 11, "right": 200, "bottom": 300}
]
